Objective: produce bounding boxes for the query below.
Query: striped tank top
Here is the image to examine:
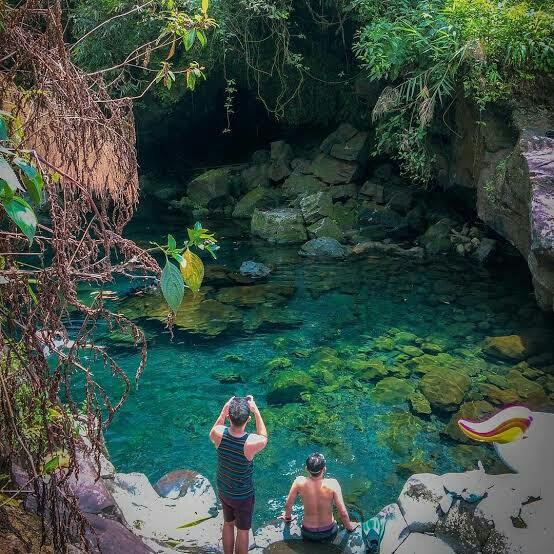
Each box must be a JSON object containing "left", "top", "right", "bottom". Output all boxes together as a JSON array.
[{"left": 217, "top": 428, "right": 254, "bottom": 500}]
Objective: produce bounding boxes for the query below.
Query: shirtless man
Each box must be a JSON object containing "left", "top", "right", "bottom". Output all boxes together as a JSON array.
[
  {"left": 209, "top": 396, "right": 268, "bottom": 554},
  {"left": 281, "top": 452, "right": 358, "bottom": 542}
]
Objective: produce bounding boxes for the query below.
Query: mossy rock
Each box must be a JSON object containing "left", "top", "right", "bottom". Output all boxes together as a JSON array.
[
  {"left": 243, "top": 306, "right": 303, "bottom": 332},
  {"left": 266, "top": 371, "right": 314, "bottom": 405},
  {"left": 310, "top": 347, "right": 342, "bottom": 371},
  {"left": 266, "top": 357, "right": 292, "bottom": 371},
  {"left": 398, "top": 345, "right": 424, "bottom": 358},
  {"left": 376, "top": 412, "right": 424, "bottom": 454},
  {"left": 395, "top": 452, "right": 434, "bottom": 479},
  {"left": 444, "top": 401, "right": 496, "bottom": 443},
  {"left": 420, "top": 368, "right": 470, "bottom": 411},
  {"left": 482, "top": 335, "right": 529, "bottom": 362},
  {"left": 372, "top": 377, "right": 414, "bottom": 405},
  {"left": 212, "top": 370, "right": 244, "bottom": 384},
  {"left": 421, "top": 342, "right": 444, "bottom": 355},
  {"left": 224, "top": 354, "right": 244, "bottom": 363},
  {"left": 409, "top": 391, "right": 432, "bottom": 415},
  {"left": 232, "top": 187, "right": 279, "bottom": 218},
  {"left": 478, "top": 383, "right": 520, "bottom": 405},
  {"left": 352, "top": 359, "right": 389, "bottom": 381},
  {"left": 308, "top": 365, "right": 335, "bottom": 385},
  {"left": 374, "top": 336, "right": 394, "bottom": 351},
  {"left": 506, "top": 369, "right": 549, "bottom": 407},
  {"left": 393, "top": 331, "right": 419, "bottom": 345}
]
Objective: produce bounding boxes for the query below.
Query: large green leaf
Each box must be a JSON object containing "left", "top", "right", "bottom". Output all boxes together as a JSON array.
[
  {"left": 202, "top": 0, "right": 209, "bottom": 14},
  {"left": 14, "top": 158, "right": 43, "bottom": 205},
  {"left": 0, "top": 155, "right": 23, "bottom": 192},
  {"left": 2, "top": 195, "right": 37, "bottom": 243},
  {"left": 180, "top": 248, "right": 204, "bottom": 293},
  {"left": 161, "top": 260, "right": 185, "bottom": 311},
  {"left": 183, "top": 29, "right": 196, "bottom": 51}
]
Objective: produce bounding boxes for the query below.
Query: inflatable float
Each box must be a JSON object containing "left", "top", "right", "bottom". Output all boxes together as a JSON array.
[{"left": 457, "top": 405, "right": 533, "bottom": 444}]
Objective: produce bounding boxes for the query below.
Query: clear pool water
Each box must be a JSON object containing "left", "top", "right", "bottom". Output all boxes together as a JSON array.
[{"left": 74, "top": 209, "right": 554, "bottom": 527}]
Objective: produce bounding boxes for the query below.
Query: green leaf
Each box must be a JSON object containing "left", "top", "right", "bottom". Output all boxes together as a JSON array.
[
  {"left": 197, "top": 30, "right": 207, "bottom": 47},
  {"left": 184, "top": 29, "right": 196, "bottom": 51},
  {"left": 202, "top": 0, "right": 209, "bottom": 15},
  {"left": 2, "top": 195, "right": 37, "bottom": 243},
  {"left": 0, "top": 116, "right": 8, "bottom": 141},
  {"left": 42, "top": 456, "right": 60, "bottom": 475},
  {"left": 161, "top": 260, "right": 184, "bottom": 311},
  {"left": 14, "top": 158, "right": 43, "bottom": 205},
  {"left": 167, "top": 234, "right": 176, "bottom": 251},
  {"left": 0, "top": 155, "right": 23, "bottom": 192},
  {"left": 180, "top": 248, "right": 204, "bottom": 293},
  {"left": 186, "top": 71, "right": 196, "bottom": 91}
]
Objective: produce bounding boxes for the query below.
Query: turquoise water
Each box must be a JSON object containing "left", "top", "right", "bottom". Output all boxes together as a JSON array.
[{"left": 74, "top": 209, "right": 554, "bottom": 527}]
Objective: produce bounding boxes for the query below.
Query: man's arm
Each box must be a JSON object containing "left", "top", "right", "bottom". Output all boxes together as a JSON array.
[
  {"left": 331, "top": 480, "right": 358, "bottom": 532},
  {"left": 244, "top": 396, "right": 268, "bottom": 459},
  {"left": 282, "top": 478, "right": 300, "bottom": 522},
  {"left": 209, "top": 397, "right": 233, "bottom": 447}
]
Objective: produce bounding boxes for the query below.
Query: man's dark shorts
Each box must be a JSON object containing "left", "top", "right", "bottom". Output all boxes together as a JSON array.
[{"left": 220, "top": 495, "right": 255, "bottom": 530}]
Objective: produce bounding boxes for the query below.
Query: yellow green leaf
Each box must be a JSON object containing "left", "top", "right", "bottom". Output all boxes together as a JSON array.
[
  {"left": 180, "top": 248, "right": 204, "bottom": 293},
  {"left": 202, "top": 0, "right": 209, "bottom": 14}
]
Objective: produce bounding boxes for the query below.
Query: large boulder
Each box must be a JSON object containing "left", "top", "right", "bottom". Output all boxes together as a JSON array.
[
  {"left": 239, "top": 260, "right": 271, "bottom": 279},
  {"left": 420, "top": 368, "right": 470, "bottom": 411},
  {"left": 241, "top": 163, "right": 270, "bottom": 190},
  {"left": 282, "top": 174, "right": 327, "bottom": 199},
  {"left": 421, "top": 218, "right": 455, "bottom": 255},
  {"left": 311, "top": 153, "right": 361, "bottom": 184},
  {"left": 331, "top": 131, "right": 370, "bottom": 162},
  {"left": 108, "top": 471, "right": 221, "bottom": 552},
  {"left": 320, "top": 123, "right": 358, "bottom": 154},
  {"left": 251, "top": 208, "right": 308, "bottom": 243},
  {"left": 298, "top": 237, "right": 347, "bottom": 258},
  {"left": 232, "top": 186, "right": 279, "bottom": 218},
  {"left": 397, "top": 474, "right": 448, "bottom": 533},
  {"left": 186, "top": 168, "right": 233, "bottom": 207},
  {"left": 307, "top": 217, "right": 344, "bottom": 241},
  {"left": 299, "top": 191, "right": 333, "bottom": 223},
  {"left": 269, "top": 140, "right": 293, "bottom": 182},
  {"left": 482, "top": 331, "right": 551, "bottom": 362}
]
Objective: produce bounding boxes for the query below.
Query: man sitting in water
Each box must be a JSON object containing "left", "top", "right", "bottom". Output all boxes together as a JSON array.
[
  {"left": 281, "top": 452, "right": 358, "bottom": 542},
  {"left": 209, "top": 396, "right": 268, "bottom": 554}
]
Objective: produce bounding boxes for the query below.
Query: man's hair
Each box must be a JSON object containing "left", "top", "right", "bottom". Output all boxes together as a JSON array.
[
  {"left": 228, "top": 397, "right": 250, "bottom": 426},
  {"left": 306, "top": 452, "right": 326, "bottom": 476}
]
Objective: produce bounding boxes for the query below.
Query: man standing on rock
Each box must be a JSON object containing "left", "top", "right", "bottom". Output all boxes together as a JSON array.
[
  {"left": 281, "top": 452, "right": 358, "bottom": 542},
  {"left": 209, "top": 396, "right": 268, "bottom": 554}
]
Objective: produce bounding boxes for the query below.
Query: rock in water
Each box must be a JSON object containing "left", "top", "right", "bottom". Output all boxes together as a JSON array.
[
  {"left": 239, "top": 260, "right": 271, "bottom": 279},
  {"left": 251, "top": 208, "right": 308, "bottom": 243},
  {"left": 307, "top": 217, "right": 344, "bottom": 241},
  {"left": 472, "top": 237, "right": 496, "bottom": 263},
  {"left": 299, "top": 191, "right": 333, "bottom": 224},
  {"left": 420, "top": 368, "right": 470, "bottom": 411},
  {"left": 186, "top": 168, "right": 232, "bottom": 207},
  {"left": 269, "top": 140, "right": 293, "bottom": 181},
  {"left": 232, "top": 186, "right": 279, "bottom": 218},
  {"left": 298, "top": 238, "right": 347, "bottom": 258},
  {"left": 421, "top": 218, "right": 456, "bottom": 255}
]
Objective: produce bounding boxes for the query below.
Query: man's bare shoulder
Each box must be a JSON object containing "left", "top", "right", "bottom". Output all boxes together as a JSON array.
[
  {"left": 294, "top": 476, "right": 307, "bottom": 486},
  {"left": 323, "top": 478, "right": 341, "bottom": 490}
]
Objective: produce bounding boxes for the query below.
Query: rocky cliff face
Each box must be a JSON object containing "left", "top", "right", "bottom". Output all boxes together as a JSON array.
[{"left": 449, "top": 97, "right": 554, "bottom": 312}]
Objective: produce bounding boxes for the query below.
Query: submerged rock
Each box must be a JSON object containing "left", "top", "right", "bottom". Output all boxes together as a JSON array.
[
  {"left": 299, "top": 237, "right": 347, "bottom": 258},
  {"left": 420, "top": 368, "right": 470, "bottom": 411},
  {"left": 444, "top": 401, "right": 496, "bottom": 443},
  {"left": 239, "top": 260, "right": 272, "bottom": 279},
  {"left": 251, "top": 208, "right": 308, "bottom": 243},
  {"left": 212, "top": 370, "right": 243, "bottom": 384},
  {"left": 409, "top": 391, "right": 432, "bottom": 415},
  {"left": 482, "top": 332, "right": 550, "bottom": 361},
  {"left": 216, "top": 283, "right": 295, "bottom": 307},
  {"left": 266, "top": 370, "right": 314, "bottom": 404},
  {"left": 372, "top": 377, "right": 414, "bottom": 405}
]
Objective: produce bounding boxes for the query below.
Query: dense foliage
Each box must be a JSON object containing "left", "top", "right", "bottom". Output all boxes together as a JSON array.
[{"left": 353, "top": 0, "right": 554, "bottom": 183}]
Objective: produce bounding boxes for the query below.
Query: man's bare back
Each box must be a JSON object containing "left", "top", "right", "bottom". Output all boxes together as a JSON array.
[
  {"left": 292, "top": 475, "right": 340, "bottom": 528},
  {"left": 283, "top": 453, "right": 357, "bottom": 537}
]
